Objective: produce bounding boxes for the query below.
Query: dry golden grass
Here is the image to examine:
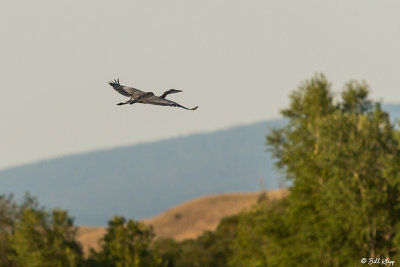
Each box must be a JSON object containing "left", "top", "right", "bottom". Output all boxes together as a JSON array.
[
  {"left": 76, "top": 189, "right": 287, "bottom": 255},
  {"left": 76, "top": 226, "right": 106, "bottom": 255}
]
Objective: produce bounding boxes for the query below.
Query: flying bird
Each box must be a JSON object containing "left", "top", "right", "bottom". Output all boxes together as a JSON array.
[{"left": 108, "top": 79, "right": 198, "bottom": 110}]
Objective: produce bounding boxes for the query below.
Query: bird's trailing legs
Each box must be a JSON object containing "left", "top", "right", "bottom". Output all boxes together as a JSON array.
[{"left": 173, "top": 103, "right": 198, "bottom": 110}]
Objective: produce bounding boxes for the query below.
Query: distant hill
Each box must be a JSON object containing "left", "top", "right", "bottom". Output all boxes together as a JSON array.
[
  {"left": 0, "top": 104, "right": 399, "bottom": 226},
  {"left": 76, "top": 189, "right": 288, "bottom": 255},
  {"left": 0, "top": 119, "right": 284, "bottom": 225}
]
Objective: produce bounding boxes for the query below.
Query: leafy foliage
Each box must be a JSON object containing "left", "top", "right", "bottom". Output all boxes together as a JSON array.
[
  {"left": 152, "top": 215, "right": 239, "bottom": 267},
  {"left": 89, "top": 216, "right": 159, "bottom": 267},
  {"left": 0, "top": 193, "right": 83, "bottom": 267},
  {"left": 0, "top": 194, "right": 18, "bottom": 267},
  {"left": 228, "top": 203, "right": 269, "bottom": 267},
  {"left": 263, "top": 74, "right": 400, "bottom": 265}
]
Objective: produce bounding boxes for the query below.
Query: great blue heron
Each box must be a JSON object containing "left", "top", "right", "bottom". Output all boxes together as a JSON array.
[{"left": 108, "top": 79, "right": 198, "bottom": 110}]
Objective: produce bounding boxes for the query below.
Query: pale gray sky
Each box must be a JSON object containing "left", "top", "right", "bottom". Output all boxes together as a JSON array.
[{"left": 1, "top": 1, "right": 400, "bottom": 170}]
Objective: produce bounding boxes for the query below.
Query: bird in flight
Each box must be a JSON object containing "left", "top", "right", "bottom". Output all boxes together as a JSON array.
[{"left": 108, "top": 79, "right": 198, "bottom": 110}]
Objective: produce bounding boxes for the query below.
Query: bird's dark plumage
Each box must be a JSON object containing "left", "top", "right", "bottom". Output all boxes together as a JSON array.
[{"left": 109, "top": 79, "right": 198, "bottom": 110}]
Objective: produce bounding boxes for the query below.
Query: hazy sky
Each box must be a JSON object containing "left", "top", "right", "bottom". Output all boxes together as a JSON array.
[{"left": 1, "top": 1, "right": 400, "bottom": 170}]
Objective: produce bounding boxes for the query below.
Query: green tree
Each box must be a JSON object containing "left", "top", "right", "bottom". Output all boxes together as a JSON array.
[
  {"left": 152, "top": 238, "right": 182, "bottom": 267},
  {"left": 10, "top": 206, "right": 83, "bottom": 267},
  {"left": 90, "top": 216, "right": 159, "bottom": 267},
  {"left": 262, "top": 74, "right": 400, "bottom": 265},
  {"left": 228, "top": 202, "right": 271, "bottom": 267},
  {"left": 201, "top": 215, "right": 239, "bottom": 267},
  {"left": 0, "top": 194, "right": 18, "bottom": 267},
  {"left": 151, "top": 215, "right": 240, "bottom": 267}
]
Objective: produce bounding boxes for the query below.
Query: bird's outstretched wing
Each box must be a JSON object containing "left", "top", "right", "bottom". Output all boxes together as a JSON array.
[
  {"left": 108, "top": 78, "right": 144, "bottom": 98},
  {"left": 144, "top": 95, "right": 198, "bottom": 110}
]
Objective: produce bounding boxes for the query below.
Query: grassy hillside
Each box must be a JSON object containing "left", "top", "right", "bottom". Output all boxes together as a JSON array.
[{"left": 76, "top": 189, "right": 287, "bottom": 255}]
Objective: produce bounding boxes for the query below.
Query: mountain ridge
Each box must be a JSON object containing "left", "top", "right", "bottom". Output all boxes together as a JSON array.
[{"left": 0, "top": 119, "right": 284, "bottom": 225}]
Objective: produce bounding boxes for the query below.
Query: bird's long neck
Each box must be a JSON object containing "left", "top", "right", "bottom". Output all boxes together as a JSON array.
[
  {"left": 160, "top": 89, "right": 179, "bottom": 99},
  {"left": 160, "top": 91, "right": 169, "bottom": 99}
]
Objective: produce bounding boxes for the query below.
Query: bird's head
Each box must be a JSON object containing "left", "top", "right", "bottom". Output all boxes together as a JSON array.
[{"left": 169, "top": 89, "right": 182, "bottom": 94}]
